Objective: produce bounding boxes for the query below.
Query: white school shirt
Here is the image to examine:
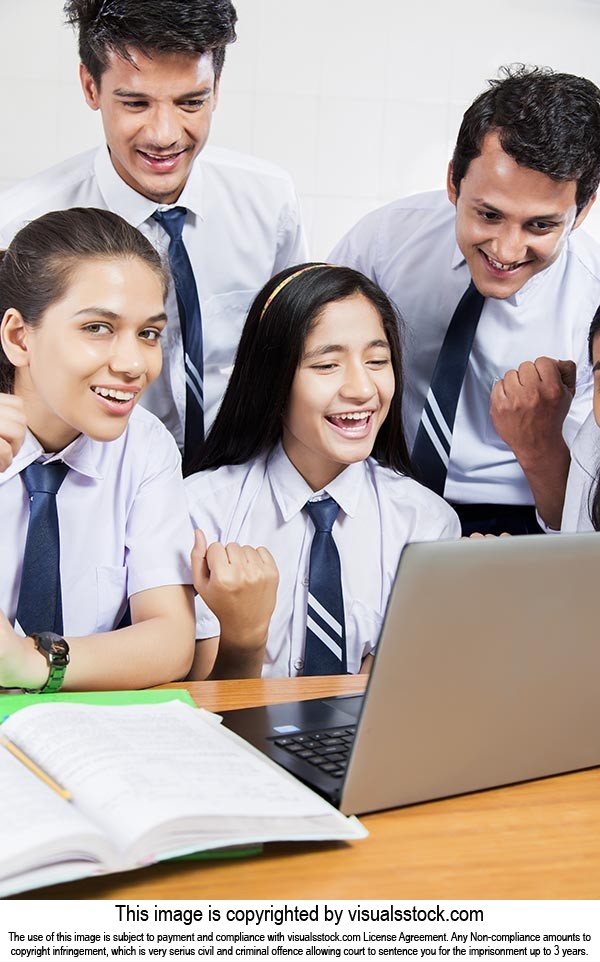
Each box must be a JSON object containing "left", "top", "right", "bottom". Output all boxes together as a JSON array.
[
  {"left": 330, "top": 190, "right": 600, "bottom": 506},
  {"left": 185, "top": 444, "right": 461, "bottom": 677},
  {"left": 0, "top": 145, "right": 308, "bottom": 447},
  {"left": 560, "top": 412, "right": 600, "bottom": 532},
  {"left": 0, "top": 407, "right": 193, "bottom": 637}
]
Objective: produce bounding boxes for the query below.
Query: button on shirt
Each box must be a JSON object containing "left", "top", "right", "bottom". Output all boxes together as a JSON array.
[
  {"left": 560, "top": 412, "right": 600, "bottom": 532},
  {"left": 330, "top": 190, "right": 600, "bottom": 506},
  {"left": 0, "top": 145, "right": 308, "bottom": 447},
  {"left": 0, "top": 407, "right": 193, "bottom": 637},
  {"left": 185, "top": 444, "right": 460, "bottom": 677}
]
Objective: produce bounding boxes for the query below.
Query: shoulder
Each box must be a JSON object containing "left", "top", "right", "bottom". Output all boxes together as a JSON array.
[
  {"left": 331, "top": 190, "right": 454, "bottom": 264},
  {"left": 197, "top": 145, "right": 298, "bottom": 195},
  {"left": 565, "top": 228, "right": 600, "bottom": 287},
  {"left": 185, "top": 456, "right": 267, "bottom": 509},
  {"left": 368, "top": 461, "right": 461, "bottom": 534},
  {"left": 0, "top": 148, "right": 99, "bottom": 240},
  {"left": 109, "top": 407, "right": 182, "bottom": 477}
]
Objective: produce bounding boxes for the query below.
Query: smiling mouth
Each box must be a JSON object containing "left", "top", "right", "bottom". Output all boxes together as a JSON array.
[
  {"left": 325, "top": 410, "right": 375, "bottom": 435},
  {"left": 137, "top": 148, "right": 188, "bottom": 166},
  {"left": 480, "top": 250, "right": 532, "bottom": 273}
]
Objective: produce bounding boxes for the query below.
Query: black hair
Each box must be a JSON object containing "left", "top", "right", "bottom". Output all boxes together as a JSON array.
[
  {"left": 587, "top": 305, "right": 600, "bottom": 530},
  {"left": 188, "top": 263, "right": 412, "bottom": 478},
  {"left": 0, "top": 207, "right": 167, "bottom": 393},
  {"left": 452, "top": 65, "right": 600, "bottom": 215},
  {"left": 63, "top": 0, "right": 237, "bottom": 85}
]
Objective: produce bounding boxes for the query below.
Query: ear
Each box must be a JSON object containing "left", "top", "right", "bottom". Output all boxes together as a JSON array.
[
  {"left": 1, "top": 309, "right": 31, "bottom": 369},
  {"left": 80, "top": 63, "right": 101, "bottom": 111},
  {"left": 446, "top": 161, "right": 458, "bottom": 207},
  {"left": 573, "top": 193, "right": 596, "bottom": 231}
]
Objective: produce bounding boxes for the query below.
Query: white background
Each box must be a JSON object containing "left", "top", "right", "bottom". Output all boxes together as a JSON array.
[{"left": 1, "top": 0, "right": 600, "bottom": 256}]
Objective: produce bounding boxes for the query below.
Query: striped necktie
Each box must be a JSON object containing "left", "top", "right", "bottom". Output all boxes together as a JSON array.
[
  {"left": 15, "top": 460, "right": 69, "bottom": 636},
  {"left": 153, "top": 206, "right": 204, "bottom": 466},
  {"left": 411, "top": 282, "right": 485, "bottom": 495},
  {"left": 304, "top": 497, "right": 347, "bottom": 675}
]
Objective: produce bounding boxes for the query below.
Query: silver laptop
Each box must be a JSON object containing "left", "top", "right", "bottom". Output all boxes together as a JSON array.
[{"left": 221, "top": 534, "right": 600, "bottom": 815}]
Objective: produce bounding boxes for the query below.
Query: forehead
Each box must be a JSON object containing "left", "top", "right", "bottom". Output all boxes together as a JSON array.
[
  {"left": 50, "top": 257, "right": 165, "bottom": 313},
  {"left": 460, "top": 131, "right": 578, "bottom": 216},
  {"left": 101, "top": 48, "right": 216, "bottom": 94},
  {"left": 306, "top": 293, "right": 387, "bottom": 346}
]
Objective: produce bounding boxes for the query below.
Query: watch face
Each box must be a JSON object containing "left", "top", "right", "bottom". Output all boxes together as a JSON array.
[{"left": 50, "top": 640, "right": 68, "bottom": 657}]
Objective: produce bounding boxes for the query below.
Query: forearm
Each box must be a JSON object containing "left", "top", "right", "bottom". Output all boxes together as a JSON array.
[
  {"left": 514, "top": 437, "right": 570, "bottom": 531},
  {"left": 1, "top": 586, "right": 196, "bottom": 692}
]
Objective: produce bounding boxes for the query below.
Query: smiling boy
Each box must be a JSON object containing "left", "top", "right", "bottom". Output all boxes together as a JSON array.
[
  {"left": 0, "top": 1, "right": 307, "bottom": 466},
  {"left": 331, "top": 66, "right": 600, "bottom": 534}
]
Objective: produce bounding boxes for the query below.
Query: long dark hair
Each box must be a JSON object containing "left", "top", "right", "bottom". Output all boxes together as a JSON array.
[
  {"left": 0, "top": 207, "right": 166, "bottom": 393},
  {"left": 188, "top": 263, "right": 412, "bottom": 477},
  {"left": 588, "top": 305, "right": 600, "bottom": 530}
]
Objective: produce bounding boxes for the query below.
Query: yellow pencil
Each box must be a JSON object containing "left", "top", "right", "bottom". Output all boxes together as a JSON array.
[{"left": 0, "top": 735, "right": 72, "bottom": 801}]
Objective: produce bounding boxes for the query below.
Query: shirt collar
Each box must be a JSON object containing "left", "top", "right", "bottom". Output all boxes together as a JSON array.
[
  {"left": 267, "top": 442, "right": 366, "bottom": 522},
  {"left": 0, "top": 429, "right": 106, "bottom": 486},
  {"left": 94, "top": 144, "right": 204, "bottom": 226}
]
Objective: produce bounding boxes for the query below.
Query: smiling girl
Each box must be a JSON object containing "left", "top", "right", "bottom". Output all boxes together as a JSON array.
[
  {"left": 185, "top": 264, "right": 460, "bottom": 678},
  {"left": 0, "top": 207, "right": 195, "bottom": 692}
]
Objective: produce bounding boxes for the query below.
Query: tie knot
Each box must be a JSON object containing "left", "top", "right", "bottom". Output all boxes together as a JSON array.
[
  {"left": 152, "top": 206, "right": 188, "bottom": 241},
  {"left": 304, "top": 496, "right": 340, "bottom": 532},
  {"left": 21, "top": 461, "right": 69, "bottom": 497}
]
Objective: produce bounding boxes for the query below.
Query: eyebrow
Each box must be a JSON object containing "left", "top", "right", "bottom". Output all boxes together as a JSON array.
[
  {"left": 303, "top": 338, "right": 390, "bottom": 360},
  {"left": 74, "top": 307, "right": 168, "bottom": 324},
  {"left": 473, "top": 199, "right": 565, "bottom": 221},
  {"left": 113, "top": 87, "right": 213, "bottom": 100}
]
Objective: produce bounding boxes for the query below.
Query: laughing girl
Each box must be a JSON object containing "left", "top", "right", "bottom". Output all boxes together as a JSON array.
[{"left": 185, "top": 264, "right": 460, "bottom": 678}]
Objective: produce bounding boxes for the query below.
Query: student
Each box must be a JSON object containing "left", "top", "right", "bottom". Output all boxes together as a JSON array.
[
  {"left": 185, "top": 264, "right": 461, "bottom": 679},
  {"left": 559, "top": 306, "right": 600, "bottom": 532},
  {"left": 330, "top": 66, "right": 600, "bottom": 535},
  {"left": 0, "top": 207, "right": 196, "bottom": 692},
  {"left": 0, "top": 0, "right": 307, "bottom": 468}
]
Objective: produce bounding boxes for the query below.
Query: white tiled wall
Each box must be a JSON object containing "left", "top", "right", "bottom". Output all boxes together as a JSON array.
[{"left": 2, "top": 0, "right": 600, "bottom": 255}]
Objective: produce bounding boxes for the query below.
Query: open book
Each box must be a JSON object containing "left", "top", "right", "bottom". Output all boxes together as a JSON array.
[{"left": 0, "top": 701, "right": 366, "bottom": 897}]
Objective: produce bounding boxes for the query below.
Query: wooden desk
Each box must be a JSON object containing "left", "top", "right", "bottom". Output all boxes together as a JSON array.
[{"left": 23, "top": 676, "right": 600, "bottom": 901}]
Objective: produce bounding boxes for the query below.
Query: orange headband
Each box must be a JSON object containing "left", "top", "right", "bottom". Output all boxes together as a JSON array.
[{"left": 259, "top": 263, "right": 332, "bottom": 321}]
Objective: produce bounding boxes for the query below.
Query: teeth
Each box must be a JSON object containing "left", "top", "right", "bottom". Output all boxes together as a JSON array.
[
  {"left": 93, "top": 387, "right": 135, "bottom": 401},
  {"left": 337, "top": 412, "right": 371, "bottom": 421},
  {"left": 487, "top": 254, "right": 521, "bottom": 272}
]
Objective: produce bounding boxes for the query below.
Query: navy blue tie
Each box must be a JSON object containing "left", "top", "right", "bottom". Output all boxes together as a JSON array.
[
  {"left": 153, "top": 207, "right": 204, "bottom": 464},
  {"left": 411, "top": 282, "right": 485, "bottom": 495},
  {"left": 16, "top": 461, "right": 69, "bottom": 636},
  {"left": 304, "top": 497, "right": 347, "bottom": 675}
]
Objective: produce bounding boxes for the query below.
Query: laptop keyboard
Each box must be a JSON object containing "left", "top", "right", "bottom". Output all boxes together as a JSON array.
[{"left": 272, "top": 726, "right": 356, "bottom": 778}]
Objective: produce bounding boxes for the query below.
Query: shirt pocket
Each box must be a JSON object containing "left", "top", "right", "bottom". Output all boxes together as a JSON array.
[
  {"left": 345, "top": 600, "right": 384, "bottom": 674},
  {"left": 95, "top": 565, "right": 129, "bottom": 633},
  {"left": 204, "top": 290, "right": 256, "bottom": 371}
]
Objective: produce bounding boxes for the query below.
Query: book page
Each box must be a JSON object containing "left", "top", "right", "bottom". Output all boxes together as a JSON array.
[
  {"left": 0, "top": 744, "right": 112, "bottom": 887},
  {"left": 3, "top": 702, "right": 360, "bottom": 855}
]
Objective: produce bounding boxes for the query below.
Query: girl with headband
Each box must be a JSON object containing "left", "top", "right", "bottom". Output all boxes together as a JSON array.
[
  {"left": 185, "top": 263, "right": 460, "bottom": 679},
  {"left": 0, "top": 208, "right": 196, "bottom": 691}
]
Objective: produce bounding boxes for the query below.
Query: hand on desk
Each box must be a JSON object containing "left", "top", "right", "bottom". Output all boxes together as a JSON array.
[
  {"left": 192, "top": 529, "right": 279, "bottom": 679},
  {"left": 490, "top": 357, "right": 575, "bottom": 530},
  {"left": 0, "top": 394, "right": 27, "bottom": 472}
]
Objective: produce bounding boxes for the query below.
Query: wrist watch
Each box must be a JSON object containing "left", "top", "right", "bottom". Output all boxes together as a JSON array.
[{"left": 24, "top": 632, "right": 70, "bottom": 694}]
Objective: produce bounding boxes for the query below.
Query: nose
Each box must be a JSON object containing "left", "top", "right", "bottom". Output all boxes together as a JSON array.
[
  {"left": 109, "top": 333, "right": 147, "bottom": 378},
  {"left": 144, "top": 104, "right": 181, "bottom": 148},
  {"left": 490, "top": 223, "right": 528, "bottom": 264},
  {"left": 340, "top": 360, "right": 377, "bottom": 403}
]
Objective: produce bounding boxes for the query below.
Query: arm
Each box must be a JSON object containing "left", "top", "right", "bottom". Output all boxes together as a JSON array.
[
  {"left": 190, "top": 529, "right": 279, "bottom": 680},
  {"left": 490, "top": 357, "right": 576, "bottom": 530},
  {"left": 0, "top": 584, "right": 195, "bottom": 691},
  {"left": 0, "top": 393, "right": 27, "bottom": 471}
]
